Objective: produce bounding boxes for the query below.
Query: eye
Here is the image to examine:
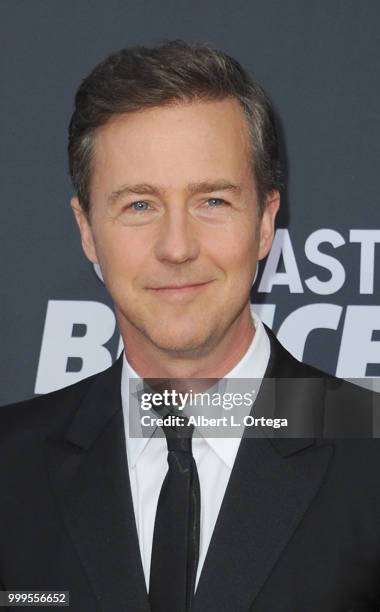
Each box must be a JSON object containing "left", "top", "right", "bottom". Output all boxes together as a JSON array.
[
  {"left": 131, "top": 200, "right": 150, "bottom": 211},
  {"left": 129, "top": 200, "right": 150, "bottom": 211},
  {"left": 207, "top": 198, "right": 226, "bottom": 207}
]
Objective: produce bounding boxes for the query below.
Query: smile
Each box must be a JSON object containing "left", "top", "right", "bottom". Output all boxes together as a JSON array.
[{"left": 148, "top": 280, "right": 214, "bottom": 298}]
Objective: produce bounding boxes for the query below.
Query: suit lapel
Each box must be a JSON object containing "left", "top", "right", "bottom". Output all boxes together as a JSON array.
[
  {"left": 46, "top": 356, "right": 150, "bottom": 612},
  {"left": 193, "top": 327, "right": 333, "bottom": 612}
]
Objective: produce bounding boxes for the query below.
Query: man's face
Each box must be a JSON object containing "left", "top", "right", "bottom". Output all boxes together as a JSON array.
[{"left": 72, "top": 99, "right": 279, "bottom": 356}]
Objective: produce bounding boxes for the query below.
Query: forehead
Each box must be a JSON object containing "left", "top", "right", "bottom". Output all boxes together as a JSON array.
[{"left": 90, "top": 98, "right": 253, "bottom": 194}]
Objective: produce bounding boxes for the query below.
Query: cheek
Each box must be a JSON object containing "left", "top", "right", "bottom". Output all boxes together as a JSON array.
[
  {"left": 93, "top": 229, "right": 145, "bottom": 284},
  {"left": 208, "top": 226, "right": 258, "bottom": 273}
]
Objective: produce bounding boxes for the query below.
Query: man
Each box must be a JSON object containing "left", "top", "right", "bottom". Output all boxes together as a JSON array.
[{"left": 1, "top": 40, "right": 379, "bottom": 612}]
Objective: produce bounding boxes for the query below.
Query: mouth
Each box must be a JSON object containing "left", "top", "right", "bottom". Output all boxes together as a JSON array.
[{"left": 148, "top": 280, "right": 214, "bottom": 297}]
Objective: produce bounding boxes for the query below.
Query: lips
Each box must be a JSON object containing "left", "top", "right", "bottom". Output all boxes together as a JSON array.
[
  {"left": 147, "top": 280, "right": 214, "bottom": 299},
  {"left": 149, "top": 281, "right": 212, "bottom": 290}
]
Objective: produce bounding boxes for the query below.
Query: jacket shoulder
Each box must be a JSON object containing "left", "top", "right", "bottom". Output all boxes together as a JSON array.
[
  {"left": 265, "top": 323, "right": 375, "bottom": 396},
  {"left": 0, "top": 365, "right": 115, "bottom": 443}
]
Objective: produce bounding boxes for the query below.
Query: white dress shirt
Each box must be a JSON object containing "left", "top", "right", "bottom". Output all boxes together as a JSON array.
[{"left": 121, "top": 309, "right": 270, "bottom": 591}]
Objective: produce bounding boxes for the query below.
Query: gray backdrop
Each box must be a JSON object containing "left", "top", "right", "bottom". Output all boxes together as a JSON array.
[{"left": 1, "top": 0, "right": 379, "bottom": 406}]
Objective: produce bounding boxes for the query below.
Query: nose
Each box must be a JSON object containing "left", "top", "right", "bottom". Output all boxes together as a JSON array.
[{"left": 154, "top": 206, "right": 200, "bottom": 264}]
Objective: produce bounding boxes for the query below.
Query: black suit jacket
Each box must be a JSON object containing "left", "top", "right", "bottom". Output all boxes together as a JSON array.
[{"left": 1, "top": 326, "right": 380, "bottom": 612}]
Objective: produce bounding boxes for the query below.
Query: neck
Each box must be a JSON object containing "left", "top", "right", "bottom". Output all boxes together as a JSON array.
[{"left": 117, "top": 304, "right": 255, "bottom": 379}]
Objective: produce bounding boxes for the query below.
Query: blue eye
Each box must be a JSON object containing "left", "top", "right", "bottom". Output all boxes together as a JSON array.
[
  {"left": 207, "top": 198, "right": 225, "bottom": 207},
  {"left": 131, "top": 201, "right": 149, "bottom": 211}
]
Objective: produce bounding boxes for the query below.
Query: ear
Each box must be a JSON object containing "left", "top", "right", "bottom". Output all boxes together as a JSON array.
[
  {"left": 70, "top": 197, "right": 99, "bottom": 264},
  {"left": 258, "top": 191, "right": 280, "bottom": 260}
]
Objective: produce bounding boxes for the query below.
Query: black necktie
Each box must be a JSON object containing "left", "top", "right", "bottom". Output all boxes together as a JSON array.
[{"left": 148, "top": 414, "right": 201, "bottom": 612}]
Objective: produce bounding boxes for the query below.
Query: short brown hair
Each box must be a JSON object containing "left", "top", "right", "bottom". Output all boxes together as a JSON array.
[{"left": 68, "top": 40, "right": 281, "bottom": 218}]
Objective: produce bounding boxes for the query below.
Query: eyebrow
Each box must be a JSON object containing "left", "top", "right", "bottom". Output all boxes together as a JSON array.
[{"left": 107, "top": 180, "right": 242, "bottom": 205}]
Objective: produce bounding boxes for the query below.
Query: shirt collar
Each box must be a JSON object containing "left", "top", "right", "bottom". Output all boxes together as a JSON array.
[{"left": 121, "top": 307, "right": 270, "bottom": 469}]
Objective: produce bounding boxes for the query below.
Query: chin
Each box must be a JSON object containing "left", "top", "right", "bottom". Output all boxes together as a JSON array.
[{"left": 144, "top": 326, "right": 213, "bottom": 356}]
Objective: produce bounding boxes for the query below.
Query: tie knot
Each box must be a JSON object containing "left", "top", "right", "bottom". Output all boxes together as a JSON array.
[{"left": 161, "top": 417, "right": 195, "bottom": 453}]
